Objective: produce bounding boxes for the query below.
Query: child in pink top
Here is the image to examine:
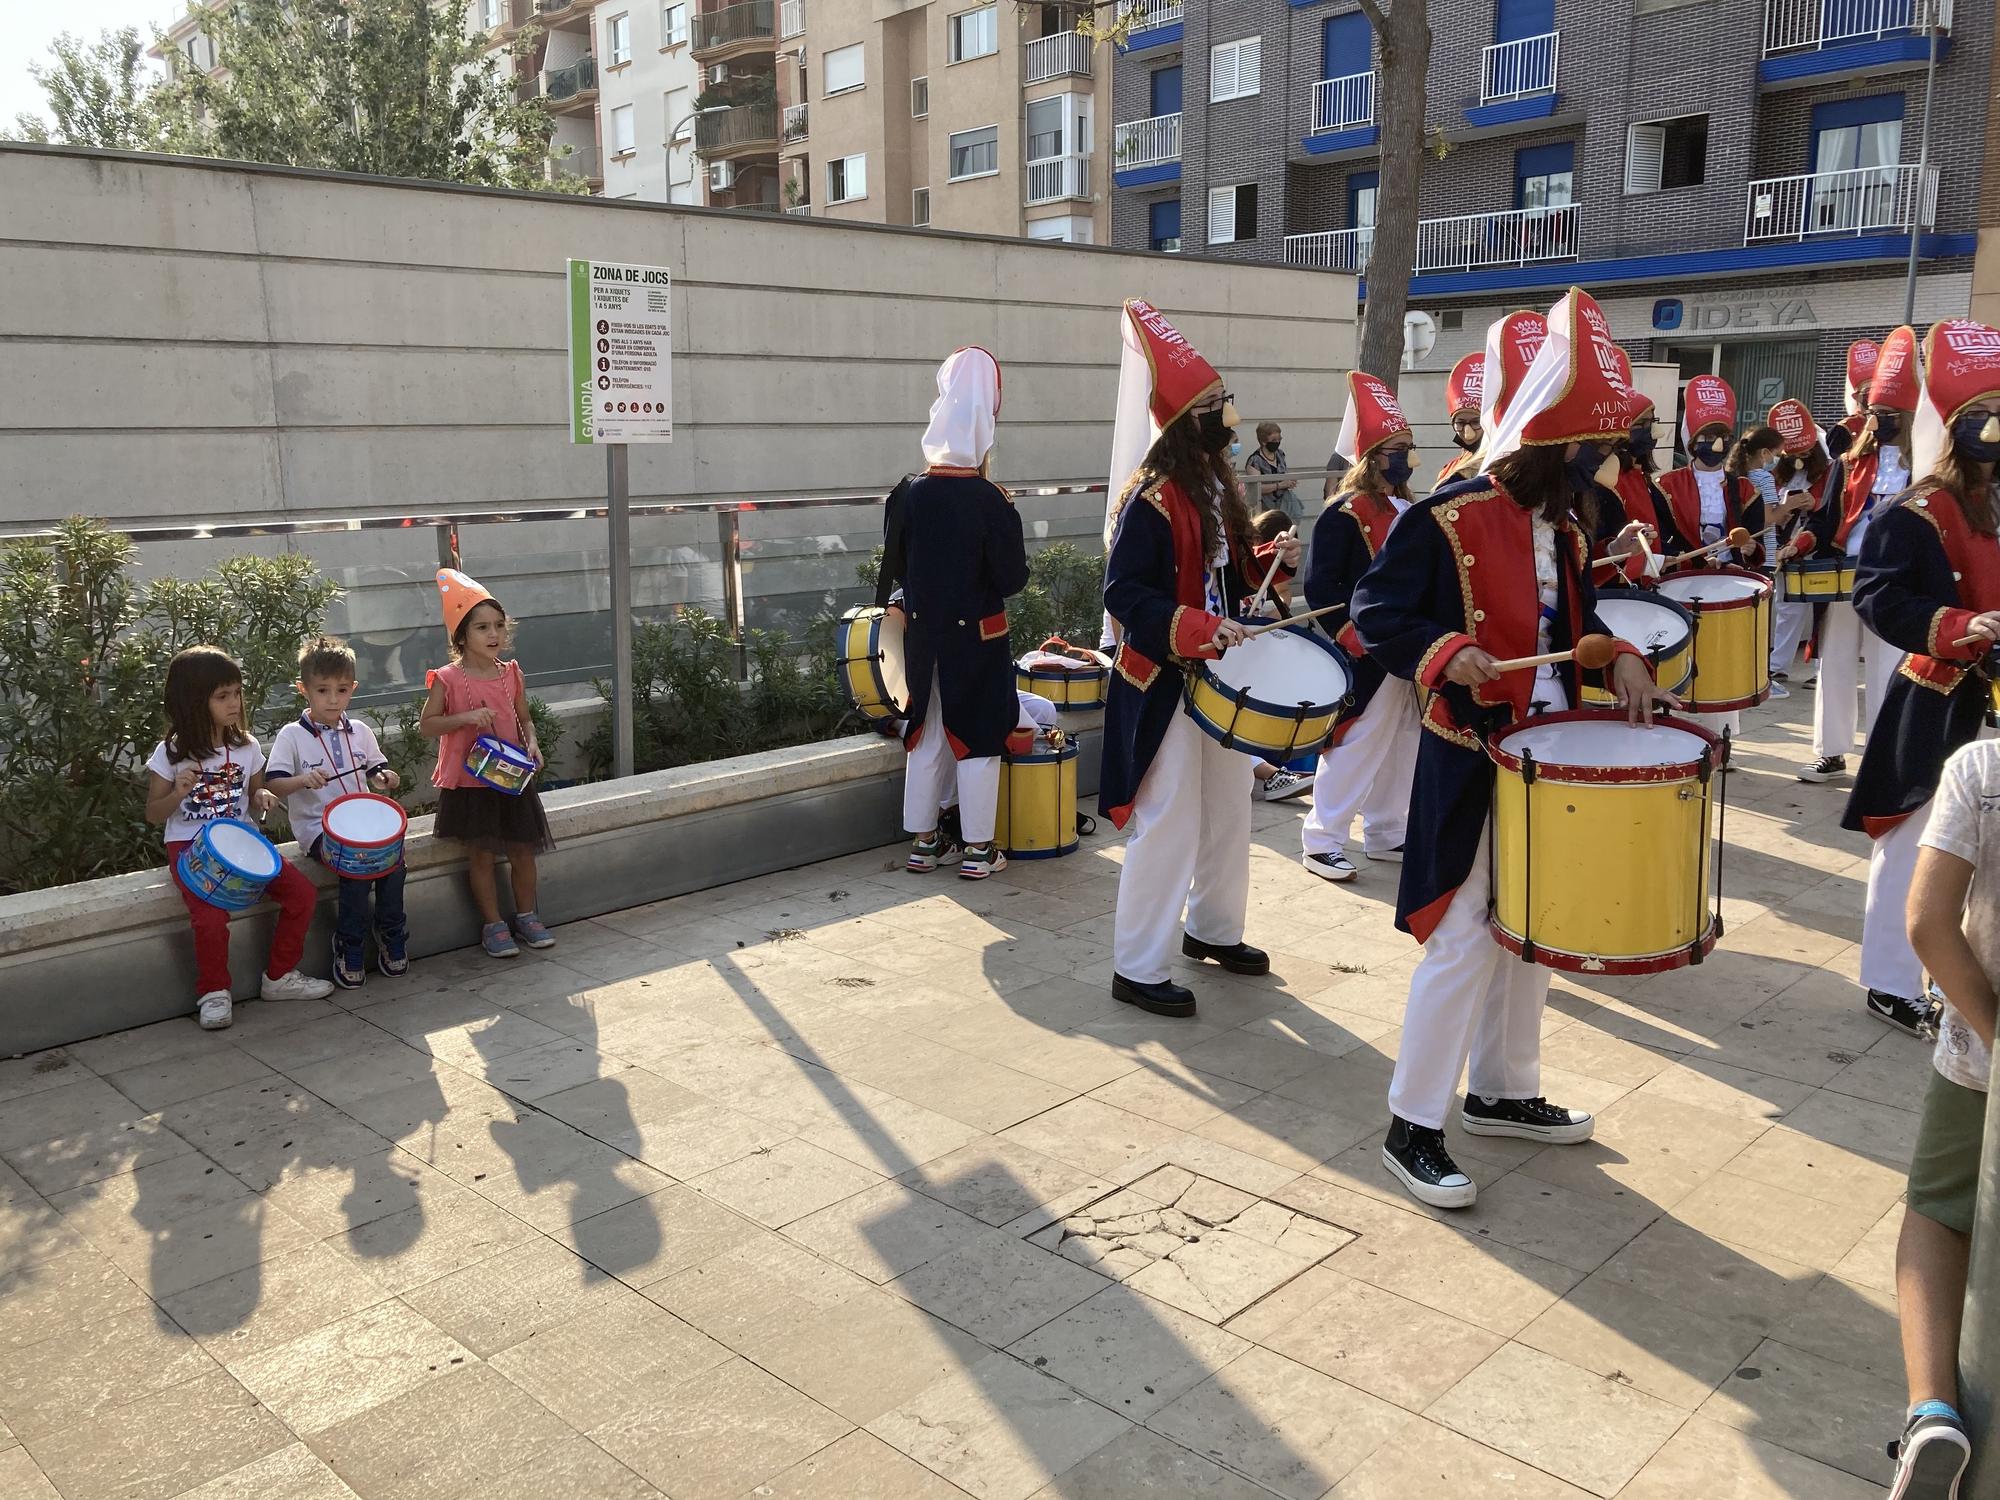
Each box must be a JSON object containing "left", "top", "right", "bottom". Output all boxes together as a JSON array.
[{"left": 419, "top": 569, "right": 555, "bottom": 958}]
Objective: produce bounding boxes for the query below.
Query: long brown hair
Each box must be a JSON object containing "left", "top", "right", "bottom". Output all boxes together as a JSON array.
[
  {"left": 1928, "top": 451, "right": 2000, "bottom": 537},
  {"left": 1142, "top": 413, "right": 1250, "bottom": 567},
  {"left": 1487, "top": 443, "right": 1587, "bottom": 529},
  {"left": 163, "top": 645, "right": 247, "bottom": 763},
  {"left": 1726, "top": 425, "right": 1783, "bottom": 480},
  {"left": 1336, "top": 447, "right": 1414, "bottom": 505}
]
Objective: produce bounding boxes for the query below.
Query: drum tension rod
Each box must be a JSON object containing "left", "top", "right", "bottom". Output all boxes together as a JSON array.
[{"left": 1519, "top": 748, "right": 1537, "bottom": 967}]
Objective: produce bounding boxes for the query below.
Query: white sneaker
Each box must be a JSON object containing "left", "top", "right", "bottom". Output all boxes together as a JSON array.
[
  {"left": 260, "top": 969, "right": 335, "bottom": 1001},
  {"left": 1766, "top": 680, "right": 1791, "bottom": 700},
  {"left": 197, "top": 990, "right": 234, "bottom": 1030}
]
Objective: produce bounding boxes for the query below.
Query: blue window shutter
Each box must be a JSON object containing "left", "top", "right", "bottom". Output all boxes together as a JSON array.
[
  {"left": 1150, "top": 64, "right": 1182, "bottom": 116},
  {"left": 1809, "top": 93, "right": 1906, "bottom": 134},
  {"left": 1150, "top": 198, "right": 1182, "bottom": 248},
  {"left": 1346, "top": 169, "right": 1379, "bottom": 227},
  {"left": 1321, "top": 12, "right": 1370, "bottom": 80},
  {"left": 1494, "top": 0, "right": 1555, "bottom": 43}
]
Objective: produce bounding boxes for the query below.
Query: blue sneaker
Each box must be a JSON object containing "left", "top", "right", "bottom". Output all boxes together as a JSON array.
[
  {"left": 331, "top": 938, "right": 365, "bottom": 990},
  {"left": 376, "top": 931, "right": 408, "bottom": 978},
  {"left": 511, "top": 911, "right": 555, "bottom": 950},
  {"left": 482, "top": 921, "right": 519, "bottom": 959}
]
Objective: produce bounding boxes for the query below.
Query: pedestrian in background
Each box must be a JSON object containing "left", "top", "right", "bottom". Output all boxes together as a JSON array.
[{"left": 1244, "top": 421, "right": 1300, "bottom": 523}]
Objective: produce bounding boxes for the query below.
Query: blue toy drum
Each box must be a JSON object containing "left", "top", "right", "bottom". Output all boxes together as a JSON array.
[
  {"left": 320, "top": 792, "right": 408, "bottom": 880},
  {"left": 465, "top": 735, "right": 536, "bottom": 795},
  {"left": 177, "top": 819, "right": 282, "bottom": 910}
]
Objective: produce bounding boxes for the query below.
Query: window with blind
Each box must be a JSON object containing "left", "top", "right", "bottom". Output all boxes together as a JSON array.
[
  {"left": 1626, "top": 114, "right": 1708, "bottom": 194},
  {"left": 1207, "top": 182, "right": 1257, "bottom": 244},
  {"left": 824, "top": 43, "right": 864, "bottom": 94},
  {"left": 827, "top": 153, "right": 867, "bottom": 202},
  {"left": 949, "top": 5, "right": 998, "bottom": 62},
  {"left": 949, "top": 125, "right": 1000, "bottom": 180},
  {"left": 1210, "top": 37, "right": 1260, "bottom": 102},
  {"left": 661, "top": 2, "right": 688, "bottom": 45},
  {"left": 607, "top": 13, "right": 632, "bottom": 64}
]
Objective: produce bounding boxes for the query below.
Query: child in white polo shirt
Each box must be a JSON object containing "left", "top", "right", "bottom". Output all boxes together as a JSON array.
[{"left": 266, "top": 636, "right": 407, "bottom": 989}]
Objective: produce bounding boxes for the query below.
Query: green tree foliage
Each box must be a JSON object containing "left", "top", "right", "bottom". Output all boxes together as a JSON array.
[{"left": 7, "top": 28, "right": 158, "bottom": 147}]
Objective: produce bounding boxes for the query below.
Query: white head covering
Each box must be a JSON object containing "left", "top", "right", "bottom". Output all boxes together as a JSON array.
[
  {"left": 921, "top": 346, "right": 1002, "bottom": 469},
  {"left": 1102, "top": 312, "right": 1158, "bottom": 549}
]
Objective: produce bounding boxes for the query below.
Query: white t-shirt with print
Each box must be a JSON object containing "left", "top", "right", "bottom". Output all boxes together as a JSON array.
[
  {"left": 267, "top": 716, "right": 389, "bottom": 855},
  {"left": 146, "top": 737, "right": 266, "bottom": 845},
  {"left": 1918, "top": 739, "right": 2000, "bottom": 1094}
]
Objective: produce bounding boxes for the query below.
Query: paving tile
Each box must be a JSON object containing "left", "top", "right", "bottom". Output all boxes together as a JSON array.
[
  {"left": 22, "top": 1369, "right": 292, "bottom": 1500},
  {"left": 104, "top": 1045, "right": 275, "bottom": 1112},
  {"left": 1191, "top": 1092, "right": 1378, "bottom": 1172},
  {"left": 560, "top": 1181, "right": 764, "bottom": 1287},
  {"left": 868, "top": 1351, "right": 1129, "bottom": 1500},
  {"left": 689, "top": 1137, "right": 884, "bottom": 1228},
  {"left": 1510, "top": 1092, "right": 1770, "bottom": 1209},
  {"left": 1672, "top": 1171, "right": 1881, "bottom": 1271},
  {"left": 0, "top": 1302, "right": 216, "bottom": 1442},
  {"left": 73, "top": 1191, "right": 322, "bottom": 1300},
  {"left": 589, "top": 1354, "right": 851, "bottom": 1499},
  {"left": 1698, "top": 1337, "right": 1902, "bottom": 1486},
  {"left": 783, "top": 1180, "right": 991, "bottom": 1283},
  {"left": 1772, "top": 1273, "right": 1903, "bottom": 1384},
  {"left": 1515, "top": 1269, "right": 1764, "bottom": 1410},
  {"left": 255, "top": 1147, "right": 459, "bottom": 1238},
  {"left": 1723, "top": 1125, "right": 1908, "bottom": 1217},
  {"left": 324, "top": 1185, "right": 538, "bottom": 1295},
  {"left": 751, "top": 1289, "right": 987, "bottom": 1425},
  {"left": 1085, "top": 1064, "right": 1262, "bottom": 1131},
  {"left": 898, "top": 1139, "right": 1108, "bottom": 1228},
  {"left": 536, "top": 1072, "right": 790, "bottom": 1179},
  {"left": 890, "top": 1229, "right": 1105, "bottom": 1345},
  {"left": 1325, "top": 1207, "right": 1582, "bottom": 1338},
  {"left": 230, "top": 1012, "right": 387, "bottom": 1073},
  {"left": 167, "top": 1442, "right": 360, "bottom": 1499},
  {"left": 1426, "top": 1169, "right": 1663, "bottom": 1274},
  {"left": 832, "top": 1036, "right": 1076, "bottom": 1134},
  {"left": 1833, "top": 1202, "right": 1903, "bottom": 1295},
  {"left": 997, "top": 1098, "right": 1185, "bottom": 1180},
  {"left": 399, "top": 1236, "right": 638, "bottom": 1357},
  {"left": 1030, "top": 1425, "right": 1272, "bottom": 1499},
  {"left": 753, "top": 1429, "right": 968, "bottom": 1499},
  {"left": 231, "top": 1299, "right": 473, "bottom": 1435},
  {"left": 160, "top": 1241, "right": 394, "bottom": 1357},
  {"left": 647, "top": 1234, "right": 877, "bottom": 1355},
  {"left": 489, "top": 1297, "right": 731, "bottom": 1431},
  {"left": 48, "top": 1150, "right": 249, "bottom": 1241},
  {"left": 0, "top": 1447, "right": 61, "bottom": 1499},
  {"left": 474, "top": 1436, "right": 664, "bottom": 1500},
  {"left": 0, "top": 1196, "right": 87, "bottom": 1278},
  {"left": 0, "top": 1248, "right": 152, "bottom": 1352},
  {"left": 1175, "top": 1031, "right": 1327, "bottom": 1091},
  {"left": 1427, "top": 1343, "right": 1685, "bottom": 1497},
  {"left": 1594, "top": 1217, "right": 1821, "bottom": 1339},
  {"left": 1147, "top": 1345, "right": 1415, "bottom": 1500},
  {"left": 0, "top": 1051, "right": 88, "bottom": 1106},
  {"left": 467, "top": 1039, "right": 632, "bottom": 1102},
  {"left": 1326, "top": 1421, "right": 1597, "bottom": 1498},
  {"left": 305, "top": 1363, "right": 576, "bottom": 1500},
  {"left": 0, "top": 1077, "right": 146, "bottom": 1155},
  {"left": 65, "top": 1020, "right": 214, "bottom": 1077},
  {"left": 1010, "top": 1284, "right": 1250, "bottom": 1420},
  {"left": 439, "top": 1111, "right": 673, "bottom": 1232},
  {"left": 1125, "top": 1226, "right": 1317, "bottom": 1324},
  {"left": 1615, "top": 1414, "right": 1880, "bottom": 1500}
]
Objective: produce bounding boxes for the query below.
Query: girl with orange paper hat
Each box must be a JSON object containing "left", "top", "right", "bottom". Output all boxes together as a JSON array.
[
  {"left": 419, "top": 568, "right": 556, "bottom": 959},
  {"left": 1298, "top": 371, "right": 1421, "bottom": 883},
  {"left": 1350, "top": 289, "right": 1675, "bottom": 1210},
  {"left": 1843, "top": 320, "right": 2000, "bottom": 1037},
  {"left": 1798, "top": 328, "right": 1921, "bottom": 784}
]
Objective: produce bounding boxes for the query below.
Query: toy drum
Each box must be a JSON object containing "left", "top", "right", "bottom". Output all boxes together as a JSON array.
[
  {"left": 1656, "top": 568, "right": 1773, "bottom": 712},
  {"left": 836, "top": 606, "right": 910, "bottom": 723},
  {"left": 1583, "top": 589, "right": 1695, "bottom": 706},
  {"left": 1016, "top": 640, "right": 1111, "bottom": 713},
  {"left": 320, "top": 792, "right": 408, "bottom": 880},
  {"left": 995, "top": 730, "right": 1079, "bottom": 859},
  {"left": 465, "top": 735, "right": 536, "bottom": 795},
  {"left": 1184, "top": 626, "right": 1353, "bottom": 762},
  {"left": 1488, "top": 711, "right": 1726, "bottom": 975},
  {"left": 1780, "top": 554, "right": 1857, "bottom": 603},
  {"left": 176, "top": 818, "right": 282, "bottom": 911}
]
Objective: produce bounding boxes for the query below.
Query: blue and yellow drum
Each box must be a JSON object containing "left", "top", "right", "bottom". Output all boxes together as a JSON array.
[
  {"left": 995, "top": 731, "right": 1078, "bottom": 859},
  {"left": 1015, "top": 643, "right": 1110, "bottom": 713},
  {"left": 836, "top": 606, "right": 910, "bottom": 723},
  {"left": 1183, "top": 626, "right": 1352, "bottom": 762},
  {"left": 1780, "top": 554, "right": 1858, "bottom": 602}
]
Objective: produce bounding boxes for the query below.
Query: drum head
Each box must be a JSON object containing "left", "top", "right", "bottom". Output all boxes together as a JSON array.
[
  {"left": 327, "top": 795, "right": 404, "bottom": 843},
  {"left": 877, "top": 607, "right": 909, "bottom": 708},
  {"left": 1497, "top": 718, "right": 1711, "bottom": 770},
  {"left": 1595, "top": 596, "right": 1691, "bottom": 657},
  {"left": 1658, "top": 573, "right": 1768, "bottom": 606},
  {"left": 1207, "top": 628, "right": 1350, "bottom": 705},
  {"left": 207, "top": 821, "right": 279, "bottom": 878}
]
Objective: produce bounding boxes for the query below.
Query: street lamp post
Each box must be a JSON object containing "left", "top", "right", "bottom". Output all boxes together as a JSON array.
[{"left": 1899, "top": 7, "right": 1941, "bottom": 325}]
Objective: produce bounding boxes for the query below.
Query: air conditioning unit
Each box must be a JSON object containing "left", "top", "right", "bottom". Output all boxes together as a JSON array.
[
  {"left": 707, "top": 63, "right": 731, "bottom": 86},
  {"left": 710, "top": 161, "right": 736, "bottom": 191}
]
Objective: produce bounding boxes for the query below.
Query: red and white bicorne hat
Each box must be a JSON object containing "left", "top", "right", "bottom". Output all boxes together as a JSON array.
[
  {"left": 1101, "top": 299, "right": 1224, "bottom": 549},
  {"left": 1845, "top": 339, "right": 1881, "bottom": 414},
  {"left": 1479, "top": 310, "right": 1548, "bottom": 440},
  {"left": 1445, "top": 353, "right": 1484, "bottom": 419},
  {"left": 1869, "top": 325, "right": 1922, "bottom": 414},
  {"left": 1912, "top": 319, "right": 2000, "bottom": 478},
  {"left": 1767, "top": 398, "right": 1822, "bottom": 457},
  {"left": 1333, "top": 371, "right": 1412, "bottom": 465},
  {"left": 1487, "top": 289, "right": 1644, "bottom": 461},
  {"left": 1680, "top": 374, "right": 1737, "bottom": 445}
]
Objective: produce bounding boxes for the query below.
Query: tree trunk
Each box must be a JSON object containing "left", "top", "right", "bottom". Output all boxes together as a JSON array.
[{"left": 1355, "top": 0, "right": 1429, "bottom": 391}]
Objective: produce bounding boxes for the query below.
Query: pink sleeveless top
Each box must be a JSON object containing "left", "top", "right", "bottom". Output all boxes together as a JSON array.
[{"left": 430, "top": 660, "right": 526, "bottom": 790}]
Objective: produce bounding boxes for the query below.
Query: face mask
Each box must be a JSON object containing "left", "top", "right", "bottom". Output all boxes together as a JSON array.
[
  {"left": 1198, "top": 406, "right": 1235, "bottom": 453},
  {"left": 1873, "top": 412, "right": 1902, "bottom": 443},
  {"left": 1230, "top": 440, "right": 1243, "bottom": 458},
  {"left": 1567, "top": 442, "right": 1614, "bottom": 496},
  {"left": 1453, "top": 426, "right": 1482, "bottom": 453},
  {"left": 1692, "top": 438, "right": 1726, "bottom": 465},
  {"left": 1380, "top": 450, "right": 1414, "bottom": 488},
  {"left": 1627, "top": 427, "right": 1656, "bottom": 456},
  {"left": 1953, "top": 413, "right": 2000, "bottom": 463}
]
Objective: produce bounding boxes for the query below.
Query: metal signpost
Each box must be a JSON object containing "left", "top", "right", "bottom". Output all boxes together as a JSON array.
[{"left": 568, "top": 258, "right": 675, "bottom": 780}]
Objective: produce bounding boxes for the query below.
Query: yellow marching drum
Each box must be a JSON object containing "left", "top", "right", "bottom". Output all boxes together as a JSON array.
[
  {"left": 1780, "top": 555, "right": 1857, "bottom": 603},
  {"left": 1656, "top": 567, "right": 1772, "bottom": 712},
  {"left": 995, "top": 731, "right": 1078, "bottom": 859},
  {"left": 836, "top": 606, "right": 910, "bottom": 723},
  {"left": 1184, "top": 626, "right": 1352, "bottom": 762},
  {"left": 1016, "top": 640, "right": 1111, "bottom": 712},
  {"left": 1582, "top": 589, "right": 1695, "bottom": 707},
  {"left": 1488, "top": 711, "right": 1725, "bottom": 974}
]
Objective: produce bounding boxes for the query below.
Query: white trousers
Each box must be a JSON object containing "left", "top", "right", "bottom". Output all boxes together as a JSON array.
[
  {"left": 1302, "top": 680, "right": 1420, "bottom": 857},
  {"left": 1860, "top": 805, "right": 1927, "bottom": 1001},
  {"left": 1771, "top": 600, "right": 1812, "bottom": 675},
  {"left": 1113, "top": 709, "right": 1254, "bottom": 983},
  {"left": 1686, "top": 709, "right": 1740, "bottom": 741},
  {"left": 902, "top": 669, "right": 1000, "bottom": 843},
  {"left": 1813, "top": 599, "right": 1902, "bottom": 759}
]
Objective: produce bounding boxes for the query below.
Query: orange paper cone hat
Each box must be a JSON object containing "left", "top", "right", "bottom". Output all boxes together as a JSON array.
[{"left": 437, "top": 568, "right": 496, "bottom": 642}]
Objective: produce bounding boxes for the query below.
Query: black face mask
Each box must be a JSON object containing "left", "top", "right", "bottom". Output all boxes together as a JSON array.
[
  {"left": 1380, "top": 450, "right": 1414, "bottom": 489},
  {"left": 1692, "top": 437, "right": 1726, "bottom": 465},
  {"left": 1627, "top": 427, "right": 1656, "bottom": 457},
  {"left": 1567, "top": 442, "right": 1607, "bottom": 496},
  {"left": 1198, "top": 407, "right": 1235, "bottom": 453},
  {"left": 1453, "top": 428, "right": 1481, "bottom": 453},
  {"left": 1953, "top": 414, "right": 2000, "bottom": 463},
  {"left": 1873, "top": 412, "right": 1903, "bottom": 444}
]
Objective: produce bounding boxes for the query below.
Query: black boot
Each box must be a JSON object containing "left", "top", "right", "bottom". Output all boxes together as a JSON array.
[
  {"left": 1180, "top": 935, "right": 1270, "bottom": 975},
  {"left": 1112, "top": 973, "right": 1197, "bottom": 1017}
]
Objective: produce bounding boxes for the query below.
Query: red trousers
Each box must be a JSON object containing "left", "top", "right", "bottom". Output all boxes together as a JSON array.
[{"left": 167, "top": 842, "right": 318, "bottom": 996}]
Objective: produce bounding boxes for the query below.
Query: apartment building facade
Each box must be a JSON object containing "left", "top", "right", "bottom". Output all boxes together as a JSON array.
[
  {"left": 1112, "top": 0, "right": 1991, "bottom": 418},
  {"left": 772, "top": 0, "right": 1112, "bottom": 239}
]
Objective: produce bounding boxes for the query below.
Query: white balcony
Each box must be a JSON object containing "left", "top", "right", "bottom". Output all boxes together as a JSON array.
[
  {"left": 779, "top": 0, "right": 804, "bottom": 37},
  {"left": 1113, "top": 112, "right": 1180, "bottom": 170},
  {"left": 1310, "top": 70, "right": 1374, "bottom": 136},
  {"left": 1480, "top": 30, "right": 1558, "bottom": 103},
  {"left": 1115, "top": 0, "right": 1183, "bottom": 34},
  {"left": 1762, "top": 0, "right": 1949, "bottom": 55},
  {"left": 782, "top": 102, "right": 808, "bottom": 144},
  {"left": 1744, "top": 163, "right": 1937, "bottom": 241},
  {"left": 1025, "top": 154, "right": 1091, "bottom": 205},
  {"left": 1025, "top": 29, "right": 1094, "bottom": 84},
  {"left": 1285, "top": 203, "right": 1581, "bottom": 276}
]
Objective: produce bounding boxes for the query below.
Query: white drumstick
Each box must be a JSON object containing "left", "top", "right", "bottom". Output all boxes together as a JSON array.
[{"left": 1245, "top": 529, "right": 1297, "bottom": 620}]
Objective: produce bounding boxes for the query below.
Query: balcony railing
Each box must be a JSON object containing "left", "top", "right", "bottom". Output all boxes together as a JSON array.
[
  {"left": 695, "top": 102, "right": 779, "bottom": 155},
  {"left": 541, "top": 55, "right": 597, "bottom": 102},
  {"left": 1744, "top": 163, "right": 1937, "bottom": 241},
  {"left": 1116, "top": 0, "right": 1183, "bottom": 33},
  {"left": 1763, "top": 0, "right": 1950, "bottom": 54},
  {"left": 550, "top": 144, "right": 602, "bottom": 182},
  {"left": 1026, "top": 155, "right": 1091, "bottom": 205},
  {"left": 782, "top": 102, "right": 808, "bottom": 141},
  {"left": 1310, "top": 70, "right": 1374, "bottom": 135},
  {"left": 779, "top": 0, "right": 804, "bottom": 37},
  {"left": 693, "top": 0, "right": 775, "bottom": 51},
  {"left": 785, "top": 202, "right": 813, "bottom": 215},
  {"left": 1285, "top": 203, "right": 1581, "bottom": 275},
  {"left": 1025, "top": 30, "right": 1094, "bottom": 83},
  {"left": 1480, "top": 30, "right": 1558, "bottom": 103},
  {"left": 1113, "top": 112, "right": 1180, "bottom": 169}
]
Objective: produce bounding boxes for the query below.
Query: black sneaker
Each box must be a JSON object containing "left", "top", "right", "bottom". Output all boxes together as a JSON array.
[
  {"left": 1460, "top": 1093, "right": 1594, "bottom": 1144},
  {"left": 1797, "top": 754, "right": 1847, "bottom": 783},
  {"left": 1868, "top": 989, "right": 1940, "bottom": 1038},
  {"left": 1886, "top": 1406, "right": 1971, "bottom": 1499},
  {"left": 1381, "top": 1117, "right": 1476, "bottom": 1209}
]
